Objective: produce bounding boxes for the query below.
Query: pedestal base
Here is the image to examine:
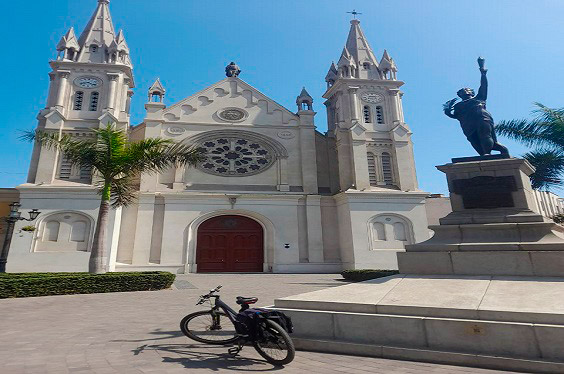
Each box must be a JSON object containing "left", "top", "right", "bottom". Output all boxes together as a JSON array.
[{"left": 273, "top": 275, "right": 564, "bottom": 373}]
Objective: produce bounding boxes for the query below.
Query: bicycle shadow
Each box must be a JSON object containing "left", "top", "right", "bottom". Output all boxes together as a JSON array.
[{"left": 135, "top": 343, "right": 284, "bottom": 371}]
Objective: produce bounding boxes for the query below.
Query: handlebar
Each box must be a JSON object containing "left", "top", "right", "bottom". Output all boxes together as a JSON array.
[{"left": 196, "top": 285, "right": 222, "bottom": 305}]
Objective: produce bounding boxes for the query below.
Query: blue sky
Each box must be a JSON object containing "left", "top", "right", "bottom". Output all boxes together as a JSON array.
[{"left": 2, "top": 0, "right": 563, "bottom": 194}]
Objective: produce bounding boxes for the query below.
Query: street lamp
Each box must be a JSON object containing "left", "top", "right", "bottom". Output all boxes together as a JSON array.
[{"left": 0, "top": 202, "right": 41, "bottom": 273}]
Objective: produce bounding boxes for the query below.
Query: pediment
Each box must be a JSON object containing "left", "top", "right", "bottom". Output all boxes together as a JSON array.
[{"left": 161, "top": 78, "right": 299, "bottom": 126}]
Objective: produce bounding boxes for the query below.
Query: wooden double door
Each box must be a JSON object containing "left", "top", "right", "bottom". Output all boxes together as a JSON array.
[{"left": 196, "top": 215, "right": 264, "bottom": 272}]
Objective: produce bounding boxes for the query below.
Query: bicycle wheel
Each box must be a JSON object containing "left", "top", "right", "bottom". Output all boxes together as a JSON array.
[
  {"left": 253, "top": 319, "right": 295, "bottom": 366},
  {"left": 180, "top": 310, "right": 239, "bottom": 345}
]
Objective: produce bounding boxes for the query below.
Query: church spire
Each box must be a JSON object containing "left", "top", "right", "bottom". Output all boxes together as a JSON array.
[
  {"left": 76, "top": 0, "right": 117, "bottom": 63},
  {"left": 336, "top": 19, "right": 381, "bottom": 80},
  {"left": 56, "top": 27, "right": 80, "bottom": 61}
]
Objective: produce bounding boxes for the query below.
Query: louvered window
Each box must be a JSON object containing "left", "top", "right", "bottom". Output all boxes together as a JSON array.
[
  {"left": 367, "top": 152, "right": 377, "bottom": 186},
  {"left": 381, "top": 152, "right": 393, "bottom": 184},
  {"left": 376, "top": 106, "right": 384, "bottom": 124},
  {"left": 89, "top": 92, "right": 99, "bottom": 111},
  {"left": 363, "top": 106, "right": 372, "bottom": 123},
  {"left": 74, "top": 91, "right": 84, "bottom": 110},
  {"left": 59, "top": 155, "right": 72, "bottom": 179},
  {"left": 79, "top": 165, "right": 92, "bottom": 181}
]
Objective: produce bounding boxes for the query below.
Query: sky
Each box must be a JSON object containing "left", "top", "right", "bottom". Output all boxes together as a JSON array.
[{"left": 1, "top": 0, "right": 563, "bottom": 194}]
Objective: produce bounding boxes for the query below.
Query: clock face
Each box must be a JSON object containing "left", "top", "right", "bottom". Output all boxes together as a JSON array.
[
  {"left": 75, "top": 77, "right": 101, "bottom": 89},
  {"left": 361, "top": 92, "right": 384, "bottom": 103}
]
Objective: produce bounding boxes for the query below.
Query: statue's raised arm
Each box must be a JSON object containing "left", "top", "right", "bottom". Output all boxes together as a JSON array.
[{"left": 476, "top": 57, "right": 488, "bottom": 101}]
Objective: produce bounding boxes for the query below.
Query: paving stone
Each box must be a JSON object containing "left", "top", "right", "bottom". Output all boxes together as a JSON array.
[{"left": 0, "top": 274, "right": 527, "bottom": 373}]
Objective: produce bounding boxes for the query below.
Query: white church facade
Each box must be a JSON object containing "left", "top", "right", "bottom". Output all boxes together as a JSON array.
[{"left": 6, "top": 0, "right": 430, "bottom": 273}]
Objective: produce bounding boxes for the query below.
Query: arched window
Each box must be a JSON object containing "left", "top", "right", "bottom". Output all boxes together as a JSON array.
[
  {"left": 44, "top": 221, "right": 60, "bottom": 242},
  {"left": 89, "top": 92, "right": 99, "bottom": 111},
  {"left": 393, "top": 222, "right": 407, "bottom": 241},
  {"left": 367, "top": 152, "right": 377, "bottom": 186},
  {"left": 363, "top": 62, "right": 371, "bottom": 70},
  {"left": 373, "top": 222, "right": 386, "bottom": 241},
  {"left": 73, "top": 91, "right": 84, "bottom": 110},
  {"left": 90, "top": 45, "right": 98, "bottom": 53},
  {"left": 376, "top": 106, "right": 384, "bottom": 124},
  {"left": 35, "top": 212, "right": 92, "bottom": 252},
  {"left": 363, "top": 106, "right": 372, "bottom": 123},
  {"left": 381, "top": 152, "right": 393, "bottom": 184},
  {"left": 71, "top": 221, "right": 87, "bottom": 242}
]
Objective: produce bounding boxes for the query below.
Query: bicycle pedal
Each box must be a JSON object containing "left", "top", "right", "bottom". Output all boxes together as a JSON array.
[{"left": 228, "top": 347, "right": 241, "bottom": 356}]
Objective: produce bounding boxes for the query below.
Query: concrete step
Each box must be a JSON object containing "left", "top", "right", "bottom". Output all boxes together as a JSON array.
[{"left": 273, "top": 275, "right": 564, "bottom": 373}]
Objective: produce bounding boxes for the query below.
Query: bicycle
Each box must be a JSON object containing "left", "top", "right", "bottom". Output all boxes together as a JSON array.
[{"left": 180, "top": 285, "right": 295, "bottom": 366}]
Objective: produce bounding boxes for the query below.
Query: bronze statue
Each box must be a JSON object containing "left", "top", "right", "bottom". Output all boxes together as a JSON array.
[
  {"left": 225, "top": 62, "right": 241, "bottom": 78},
  {"left": 444, "top": 57, "right": 509, "bottom": 157}
]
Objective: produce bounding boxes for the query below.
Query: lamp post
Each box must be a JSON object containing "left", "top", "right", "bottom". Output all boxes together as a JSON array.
[{"left": 0, "top": 202, "right": 40, "bottom": 273}]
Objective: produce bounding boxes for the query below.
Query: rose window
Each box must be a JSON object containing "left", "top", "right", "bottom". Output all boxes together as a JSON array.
[{"left": 197, "top": 137, "right": 274, "bottom": 176}]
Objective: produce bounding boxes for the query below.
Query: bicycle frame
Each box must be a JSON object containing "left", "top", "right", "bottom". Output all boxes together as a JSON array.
[{"left": 208, "top": 296, "right": 249, "bottom": 336}]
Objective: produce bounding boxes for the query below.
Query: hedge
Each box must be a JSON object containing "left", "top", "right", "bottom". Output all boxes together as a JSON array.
[
  {"left": 0, "top": 271, "right": 176, "bottom": 299},
  {"left": 341, "top": 269, "right": 399, "bottom": 282}
]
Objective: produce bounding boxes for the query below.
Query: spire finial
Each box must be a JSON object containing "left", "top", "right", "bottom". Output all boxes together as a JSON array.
[
  {"left": 99, "top": 0, "right": 110, "bottom": 4},
  {"left": 347, "top": 9, "right": 362, "bottom": 20}
]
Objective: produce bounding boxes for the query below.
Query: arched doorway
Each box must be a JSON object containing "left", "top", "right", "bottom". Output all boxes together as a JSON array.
[{"left": 196, "top": 215, "right": 264, "bottom": 272}]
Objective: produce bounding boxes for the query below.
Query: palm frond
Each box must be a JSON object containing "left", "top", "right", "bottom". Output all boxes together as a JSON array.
[
  {"left": 496, "top": 103, "right": 564, "bottom": 150},
  {"left": 109, "top": 175, "right": 137, "bottom": 208},
  {"left": 523, "top": 149, "right": 564, "bottom": 190}
]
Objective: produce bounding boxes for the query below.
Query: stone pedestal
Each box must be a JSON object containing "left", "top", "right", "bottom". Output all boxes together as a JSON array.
[
  {"left": 398, "top": 158, "right": 564, "bottom": 276},
  {"left": 273, "top": 157, "right": 564, "bottom": 373}
]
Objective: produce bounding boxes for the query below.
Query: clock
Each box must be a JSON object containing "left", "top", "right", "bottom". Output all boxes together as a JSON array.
[
  {"left": 361, "top": 92, "right": 384, "bottom": 103},
  {"left": 74, "top": 76, "right": 101, "bottom": 89}
]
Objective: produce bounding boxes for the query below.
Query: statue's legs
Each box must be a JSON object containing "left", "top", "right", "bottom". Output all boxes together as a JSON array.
[
  {"left": 492, "top": 142, "right": 509, "bottom": 156},
  {"left": 467, "top": 133, "right": 486, "bottom": 155}
]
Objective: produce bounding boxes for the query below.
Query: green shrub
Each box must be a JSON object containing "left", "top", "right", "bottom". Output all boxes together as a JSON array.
[
  {"left": 341, "top": 269, "right": 399, "bottom": 282},
  {"left": 0, "top": 271, "right": 175, "bottom": 299}
]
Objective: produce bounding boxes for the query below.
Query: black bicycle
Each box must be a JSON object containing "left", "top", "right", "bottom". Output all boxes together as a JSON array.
[{"left": 180, "top": 285, "right": 295, "bottom": 366}]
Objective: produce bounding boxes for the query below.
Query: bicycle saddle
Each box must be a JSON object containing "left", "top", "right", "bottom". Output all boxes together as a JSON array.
[{"left": 236, "top": 296, "right": 258, "bottom": 305}]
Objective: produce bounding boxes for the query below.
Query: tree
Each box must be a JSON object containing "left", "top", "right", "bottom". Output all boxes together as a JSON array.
[
  {"left": 496, "top": 103, "right": 564, "bottom": 190},
  {"left": 22, "top": 124, "right": 204, "bottom": 273}
]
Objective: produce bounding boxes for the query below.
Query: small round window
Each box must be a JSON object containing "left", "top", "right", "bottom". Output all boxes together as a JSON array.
[{"left": 197, "top": 136, "right": 274, "bottom": 176}]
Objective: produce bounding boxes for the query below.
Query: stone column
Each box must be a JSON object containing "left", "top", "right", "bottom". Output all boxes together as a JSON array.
[
  {"left": 121, "top": 78, "right": 131, "bottom": 113},
  {"left": 131, "top": 194, "right": 156, "bottom": 265},
  {"left": 306, "top": 195, "right": 324, "bottom": 262},
  {"left": 388, "top": 89, "right": 401, "bottom": 123},
  {"left": 173, "top": 166, "right": 185, "bottom": 190},
  {"left": 106, "top": 73, "right": 120, "bottom": 111},
  {"left": 55, "top": 70, "right": 71, "bottom": 109},
  {"left": 348, "top": 87, "right": 359, "bottom": 121},
  {"left": 278, "top": 158, "right": 290, "bottom": 191}
]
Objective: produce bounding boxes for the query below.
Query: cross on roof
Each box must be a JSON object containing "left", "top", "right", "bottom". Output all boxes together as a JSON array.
[{"left": 347, "top": 9, "right": 362, "bottom": 19}]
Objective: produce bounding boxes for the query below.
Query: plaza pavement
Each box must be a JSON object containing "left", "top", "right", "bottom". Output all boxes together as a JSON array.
[{"left": 0, "top": 273, "right": 528, "bottom": 374}]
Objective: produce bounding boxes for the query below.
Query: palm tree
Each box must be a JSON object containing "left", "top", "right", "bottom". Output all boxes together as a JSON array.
[
  {"left": 496, "top": 103, "right": 564, "bottom": 190},
  {"left": 22, "top": 124, "right": 204, "bottom": 273}
]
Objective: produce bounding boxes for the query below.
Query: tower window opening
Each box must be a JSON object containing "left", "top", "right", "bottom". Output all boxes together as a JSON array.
[
  {"left": 381, "top": 152, "right": 393, "bottom": 184},
  {"left": 367, "top": 152, "right": 377, "bottom": 186},
  {"left": 376, "top": 106, "right": 384, "bottom": 124},
  {"left": 67, "top": 50, "right": 75, "bottom": 61},
  {"left": 89, "top": 92, "right": 99, "bottom": 111},
  {"left": 151, "top": 92, "right": 162, "bottom": 102},
  {"left": 59, "top": 154, "right": 72, "bottom": 179},
  {"left": 363, "top": 106, "right": 372, "bottom": 123},
  {"left": 74, "top": 91, "right": 84, "bottom": 110},
  {"left": 90, "top": 45, "right": 98, "bottom": 53},
  {"left": 363, "top": 62, "right": 370, "bottom": 70}
]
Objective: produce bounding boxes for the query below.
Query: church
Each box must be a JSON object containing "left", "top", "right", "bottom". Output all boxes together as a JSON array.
[{"left": 6, "top": 0, "right": 430, "bottom": 273}]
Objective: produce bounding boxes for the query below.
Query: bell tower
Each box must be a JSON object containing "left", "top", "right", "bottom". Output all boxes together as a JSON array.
[
  {"left": 27, "top": 0, "right": 135, "bottom": 185},
  {"left": 323, "top": 19, "right": 418, "bottom": 192}
]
